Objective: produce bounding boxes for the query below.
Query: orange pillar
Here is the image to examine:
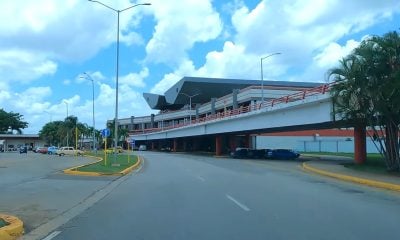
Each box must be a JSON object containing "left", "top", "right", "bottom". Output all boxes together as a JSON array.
[
  {"left": 173, "top": 139, "right": 178, "bottom": 152},
  {"left": 354, "top": 125, "right": 366, "bottom": 164},
  {"left": 215, "top": 135, "right": 222, "bottom": 156}
]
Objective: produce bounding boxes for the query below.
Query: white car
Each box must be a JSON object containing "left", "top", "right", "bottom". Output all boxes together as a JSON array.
[
  {"left": 138, "top": 145, "right": 147, "bottom": 151},
  {"left": 56, "top": 147, "right": 84, "bottom": 156}
]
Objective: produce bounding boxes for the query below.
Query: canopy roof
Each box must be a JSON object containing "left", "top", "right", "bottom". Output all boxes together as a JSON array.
[{"left": 143, "top": 77, "right": 321, "bottom": 110}]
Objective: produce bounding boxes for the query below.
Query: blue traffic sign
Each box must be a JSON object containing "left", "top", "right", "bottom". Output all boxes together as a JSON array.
[{"left": 101, "top": 128, "right": 110, "bottom": 137}]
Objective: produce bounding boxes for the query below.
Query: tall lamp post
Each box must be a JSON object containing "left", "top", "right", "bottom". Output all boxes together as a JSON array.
[
  {"left": 88, "top": 0, "right": 151, "bottom": 161},
  {"left": 179, "top": 93, "right": 199, "bottom": 125},
  {"left": 63, "top": 100, "right": 69, "bottom": 147},
  {"left": 260, "top": 52, "right": 281, "bottom": 103},
  {"left": 81, "top": 72, "right": 96, "bottom": 153}
]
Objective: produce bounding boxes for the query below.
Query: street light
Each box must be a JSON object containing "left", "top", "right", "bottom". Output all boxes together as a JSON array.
[
  {"left": 179, "top": 93, "right": 200, "bottom": 125},
  {"left": 88, "top": 0, "right": 151, "bottom": 161},
  {"left": 260, "top": 52, "right": 281, "bottom": 103},
  {"left": 81, "top": 72, "right": 96, "bottom": 153},
  {"left": 63, "top": 100, "right": 69, "bottom": 147}
]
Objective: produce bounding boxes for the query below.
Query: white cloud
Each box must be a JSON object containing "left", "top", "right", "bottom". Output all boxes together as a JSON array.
[
  {"left": 314, "top": 40, "right": 360, "bottom": 69},
  {"left": 0, "top": 49, "right": 57, "bottom": 84},
  {"left": 145, "top": 0, "right": 223, "bottom": 66},
  {"left": 119, "top": 68, "right": 149, "bottom": 88}
]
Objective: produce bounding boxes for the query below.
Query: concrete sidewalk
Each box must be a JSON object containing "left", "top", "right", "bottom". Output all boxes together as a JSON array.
[{"left": 303, "top": 156, "right": 400, "bottom": 192}]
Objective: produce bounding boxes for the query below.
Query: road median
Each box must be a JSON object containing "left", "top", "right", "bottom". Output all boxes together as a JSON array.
[
  {"left": 63, "top": 154, "right": 141, "bottom": 176},
  {"left": 0, "top": 214, "right": 24, "bottom": 240}
]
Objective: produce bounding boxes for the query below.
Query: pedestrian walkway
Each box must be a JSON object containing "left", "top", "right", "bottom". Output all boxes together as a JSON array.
[{"left": 303, "top": 156, "right": 400, "bottom": 192}]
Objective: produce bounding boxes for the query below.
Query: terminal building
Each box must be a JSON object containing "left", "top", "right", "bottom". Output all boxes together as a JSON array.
[{"left": 109, "top": 77, "right": 334, "bottom": 153}]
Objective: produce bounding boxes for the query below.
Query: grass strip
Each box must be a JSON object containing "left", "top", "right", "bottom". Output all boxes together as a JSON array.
[
  {"left": 77, "top": 152, "right": 138, "bottom": 174},
  {"left": 0, "top": 218, "right": 9, "bottom": 228},
  {"left": 303, "top": 152, "right": 400, "bottom": 176}
]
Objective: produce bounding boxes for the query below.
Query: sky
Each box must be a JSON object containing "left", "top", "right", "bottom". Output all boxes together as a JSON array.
[{"left": 0, "top": 0, "right": 399, "bottom": 134}]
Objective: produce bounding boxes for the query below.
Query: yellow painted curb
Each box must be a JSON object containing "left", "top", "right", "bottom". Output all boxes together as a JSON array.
[
  {"left": 302, "top": 162, "right": 400, "bottom": 192},
  {"left": 0, "top": 214, "right": 24, "bottom": 240},
  {"left": 63, "top": 155, "right": 142, "bottom": 176}
]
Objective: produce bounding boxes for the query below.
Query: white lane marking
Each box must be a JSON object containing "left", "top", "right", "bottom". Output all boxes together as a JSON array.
[
  {"left": 226, "top": 194, "right": 250, "bottom": 212},
  {"left": 197, "top": 176, "right": 205, "bottom": 182},
  {"left": 42, "top": 231, "right": 62, "bottom": 240}
]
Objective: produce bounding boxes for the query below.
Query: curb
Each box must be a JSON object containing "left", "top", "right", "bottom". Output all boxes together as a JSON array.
[
  {"left": 302, "top": 162, "right": 400, "bottom": 192},
  {"left": 63, "top": 155, "right": 142, "bottom": 176},
  {"left": 0, "top": 214, "right": 24, "bottom": 240}
]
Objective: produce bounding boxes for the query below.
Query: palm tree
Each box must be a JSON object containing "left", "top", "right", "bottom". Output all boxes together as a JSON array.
[{"left": 329, "top": 30, "right": 400, "bottom": 171}]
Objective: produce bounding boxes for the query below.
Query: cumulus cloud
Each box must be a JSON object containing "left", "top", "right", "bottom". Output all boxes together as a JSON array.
[
  {"left": 145, "top": 0, "right": 223, "bottom": 66},
  {"left": 119, "top": 68, "right": 149, "bottom": 88}
]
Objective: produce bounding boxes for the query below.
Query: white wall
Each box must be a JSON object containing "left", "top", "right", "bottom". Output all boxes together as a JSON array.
[{"left": 255, "top": 135, "right": 380, "bottom": 153}]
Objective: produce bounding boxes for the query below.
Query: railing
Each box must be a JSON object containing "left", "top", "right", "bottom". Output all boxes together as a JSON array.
[{"left": 129, "top": 82, "right": 335, "bottom": 135}]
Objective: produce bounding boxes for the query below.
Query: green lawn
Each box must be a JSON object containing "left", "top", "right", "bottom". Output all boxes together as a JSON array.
[
  {"left": 303, "top": 152, "right": 400, "bottom": 175},
  {"left": 0, "top": 218, "right": 9, "bottom": 228},
  {"left": 77, "top": 152, "right": 138, "bottom": 174}
]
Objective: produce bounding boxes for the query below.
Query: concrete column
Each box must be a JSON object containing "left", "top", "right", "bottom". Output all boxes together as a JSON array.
[
  {"left": 151, "top": 142, "right": 155, "bottom": 150},
  {"left": 173, "top": 138, "right": 178, "bottom": 152},
  {"left": 229, "top": 136, "right": 236, "bottom": 152},
  {"left": 151, "top": 114, "right": 155, "bottom": 128},
  {"left": 211, "top": 98, "right": 217, "bottom": 114},
  {"left": 130, "top": 116, "right": 134, "bottom": 130},
  {"left": 215, "top": 135, "right": 222, "bottom": 156},
  {"left": 195, "top": 104, "right": 200, "bottom": 121},
  {"left": 232, "top": 89, "right": 239, "bottom": 110},
  {"left": 243, "top": 134, "right": 249, "bottom": 148},
  {"left": 354, "top": 125, "right": 366, "bottom": 164}
]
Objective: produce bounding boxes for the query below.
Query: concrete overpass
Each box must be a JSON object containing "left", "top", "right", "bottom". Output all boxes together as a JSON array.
[{"left": 129, "top": 83, "right": 366, "bottom": 163}]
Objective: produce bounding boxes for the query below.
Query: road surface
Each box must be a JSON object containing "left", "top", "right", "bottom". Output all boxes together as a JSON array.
[{"left": 46, "top": 151, "right": 400, "bottom": 240}]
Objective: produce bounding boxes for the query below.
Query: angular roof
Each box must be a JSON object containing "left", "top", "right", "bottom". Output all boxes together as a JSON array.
[{"left": 143, "top": 77, "right": 322, "bottom": 110}]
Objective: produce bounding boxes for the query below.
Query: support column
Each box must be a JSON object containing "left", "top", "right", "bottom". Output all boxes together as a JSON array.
[
  {"left": 229, "top": 135, "right": 236, "bottom": 152},
  {"left": 244, "top": 134, "right": 250, "bottom": 148},
  {"left": 215, "top": 135, "right": 222, "bottom": 156},
  {"left": 354, "top": 125, "right": 366, "bottom": 164},
  {"left": 151, "top": 142, "right": 155, "bottom": 150},
  {"left": 173, "top": 138, "right": 178, "bottom": 152}
]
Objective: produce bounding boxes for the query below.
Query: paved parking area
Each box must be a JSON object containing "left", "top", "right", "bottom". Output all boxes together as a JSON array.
[{"left": 0, "top": 152, "right": 120, "bottom": 233}]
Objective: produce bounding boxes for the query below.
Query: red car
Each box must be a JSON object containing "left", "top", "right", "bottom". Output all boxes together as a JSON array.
[{"left": 37, "top": 147, "right": 48, "bottom": 154}]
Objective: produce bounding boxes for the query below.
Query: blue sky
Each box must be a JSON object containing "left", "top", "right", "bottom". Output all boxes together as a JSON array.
[{"left": 1, "top": 0, "right": 399, "bottom": 134}]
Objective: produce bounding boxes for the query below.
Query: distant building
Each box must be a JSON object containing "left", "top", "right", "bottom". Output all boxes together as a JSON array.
[{"left": 0, "top": 134, "right": 45, "bottom": 152}]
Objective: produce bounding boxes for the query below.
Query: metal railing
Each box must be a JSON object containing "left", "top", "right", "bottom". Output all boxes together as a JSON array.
[{"left": 129, "top": 82, "right": 335, "bottom": 135}]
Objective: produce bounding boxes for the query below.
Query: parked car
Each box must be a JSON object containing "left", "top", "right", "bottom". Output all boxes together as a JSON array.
[
  {"left": 267, "top": 149, "right": 300, "bottom": 160},
  {"left": 248, "top": 149, "right": 272, "bottom": 159},
  {"left": 230, "top": 148, "right": 251, "bottom": 158},
  {"left": 138, "top": 145, "right": 147, "bottom": 151},
  {"left": 47, "top": 146, "right": 58, "bottom": 155},
  {"left": 56, "top": 147, "right": 84, "bottom": 156},
  {"left": 37, "top": 147, "right": 48, "bottom": 154},
  {"left": 19, "top": 146, "right": 27, "bottom": 154},
  {"left": 105, "top": 146, "right": 123, "bottom": 154}
]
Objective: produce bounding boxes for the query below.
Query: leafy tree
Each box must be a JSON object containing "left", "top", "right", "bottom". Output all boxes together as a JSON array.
[
  {"left": 329, "top": 30, "right": 400, "bottom": 171},
  {"left": 39, "top": 121, "right": 64, "bottom": 146},
  {"left": 0, "top": 109, "right": 28, "bottom": 134}
]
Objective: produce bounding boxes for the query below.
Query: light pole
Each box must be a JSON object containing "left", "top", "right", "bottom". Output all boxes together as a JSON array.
[
  {"left": 81, "top": 72, "right": 96, "bottom": 153},
  {"left": 63, "top": 100, "right": 69, "bottom": 147},
  {"left": 260, "top": 52, "right": 281, "bottom": 103},
  {"left": 88, "top": 0, "right": 151, "bottom": 161},
  {"left": 179, "top": 93, "right": 199, "bottom": 125}
]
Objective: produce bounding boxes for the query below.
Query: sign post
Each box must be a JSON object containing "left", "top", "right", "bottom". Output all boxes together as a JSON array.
[{"left": 101, "top": 129, "right": 111, "bottom": 166}]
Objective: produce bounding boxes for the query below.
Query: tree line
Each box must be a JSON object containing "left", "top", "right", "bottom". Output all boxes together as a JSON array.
[
  {"left": 0, "top": 109, "right": 28, "bottom": 134},
  {"left": 329, "top": 30, "right": 400, "bottom": 171}
]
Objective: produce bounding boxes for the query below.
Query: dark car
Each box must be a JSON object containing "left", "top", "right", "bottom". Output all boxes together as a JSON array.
[
  {"left": 230, "top": 148, "right": 251, "bottom": 158},
  {"left": 268, "top": 149, "right": 300, "bottom": 160},
  {"left": 19, "top": 146, "right": 27, "bottom": 154}
]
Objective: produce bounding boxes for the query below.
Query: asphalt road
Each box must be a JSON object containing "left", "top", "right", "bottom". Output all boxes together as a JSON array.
[
  {"left": 0, "top": 151, "right": 120, "bottom": 235},
  {"left": 46, "top": 151, "right": 400, "bottom": 240}
]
